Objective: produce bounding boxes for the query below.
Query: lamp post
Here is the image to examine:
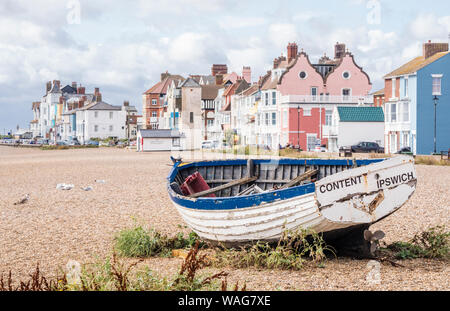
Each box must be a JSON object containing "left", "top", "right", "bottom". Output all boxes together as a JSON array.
[
  {"left": 82, "top": 119, "right": 85, "bottom": 145},
  {"left": 433, "top": 95, "right": 439, "bottom": 154},
  {"left": 297, "top": 105, "right": 300, "bottom": 149}
]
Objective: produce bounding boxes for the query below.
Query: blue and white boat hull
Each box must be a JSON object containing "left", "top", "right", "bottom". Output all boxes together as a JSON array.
[{"left": 167, "top": 156, "right": 416, "bottom": 244}]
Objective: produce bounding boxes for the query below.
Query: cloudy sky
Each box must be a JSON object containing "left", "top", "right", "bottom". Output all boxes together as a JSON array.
[{"left": 1, "top": 0, "right": 450, "bottom": 132}]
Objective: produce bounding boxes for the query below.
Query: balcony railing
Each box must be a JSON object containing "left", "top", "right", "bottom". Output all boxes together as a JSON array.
[{"left": 280, "top": 95, "right": 373, "bottom": 104}]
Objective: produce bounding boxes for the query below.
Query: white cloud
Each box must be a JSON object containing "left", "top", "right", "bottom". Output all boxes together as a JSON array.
[
  {"left": 409, "top": 13, "right": 450, "bottom": 40},
  {"left": 357, "top": 30, "right": 397, "bottom": 53},
  {"left": 168, "top": 32, "right": 208, "bottom": 63},
  {"left": 268, "top": 23, "right": 299, "bottom": 50}
]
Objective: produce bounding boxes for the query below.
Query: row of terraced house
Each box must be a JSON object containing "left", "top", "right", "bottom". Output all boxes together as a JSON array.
[
  {"left": 30, "top": 82, "right": 141, "bottom": 143},
  {"left": 140, "top": 42, "right": 377, "bottom": 152},
  {"left": 140, "top": 40, "right": 450, "bottom": 155}
]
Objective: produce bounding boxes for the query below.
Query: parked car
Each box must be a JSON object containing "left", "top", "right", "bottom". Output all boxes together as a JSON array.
[
  {"left": 85, "top": 140, "right": 99, "bottom": 146},
  {"left": 340, "top": 142, "right": 384, "bottom": 153},
  {"left": 202, "top": 141, "right": 214, "bottom": 149},
  {"left": 313, "top": 144, "right": 328, "bottom": 153},
  {"left": 56, "top": 141, "right": 67, "bottom": 146},
  {"left": 396, "top": 147, "right": 412, "bottom": 155},
  {"left": 37, "top": 139, "right": 49, "bottom": 145},
  {"left": 66, "top": 139, "right": 81, "bottom": 146}
]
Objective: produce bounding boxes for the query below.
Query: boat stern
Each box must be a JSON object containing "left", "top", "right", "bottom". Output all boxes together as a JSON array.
[{"left": 315, "top": 156, "right": 417, "bottom": 225}]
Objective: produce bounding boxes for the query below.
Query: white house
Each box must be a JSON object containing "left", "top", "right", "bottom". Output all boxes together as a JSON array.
[
  {"left": 328, "top": 106, "right": 385, "bottom": 152},
  {"left": 75, "top": 101, "right": 127, "bottom": 143},
  {"left": 137, "top": 129, "right": 182, "bottom": 152}
]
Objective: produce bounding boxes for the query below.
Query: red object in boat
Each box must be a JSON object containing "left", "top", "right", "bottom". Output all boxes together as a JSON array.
[{"left": 180, "top": 172, "right": 215, "bottom": 198}]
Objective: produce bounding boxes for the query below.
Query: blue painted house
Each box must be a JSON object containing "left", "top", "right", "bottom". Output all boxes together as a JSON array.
[{"left": 384, "top": 41, "right": 450, "bottom": 155}]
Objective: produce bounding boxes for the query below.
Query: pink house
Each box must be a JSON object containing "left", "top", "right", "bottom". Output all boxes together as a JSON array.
[{"left": 277, "top": 42, "right": 372, "bottom": 151}]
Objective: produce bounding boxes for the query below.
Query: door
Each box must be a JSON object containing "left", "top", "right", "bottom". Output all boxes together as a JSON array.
[{"left": 307, "top": 134, "right": 317, "bottom": 151}]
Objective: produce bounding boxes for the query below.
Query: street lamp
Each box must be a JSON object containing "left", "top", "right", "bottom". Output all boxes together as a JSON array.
[
  {"left": 297, "top": 105, "right": 300, "bottom": 149},
  {"left": 432, "top": 74, "right": 443, "bottom": 155},
  {"left": 82, "top": 119, "right": 85, "bottom": 145},
  {"left": 433, "top": 95, "right": 439, "bottom": 154}
]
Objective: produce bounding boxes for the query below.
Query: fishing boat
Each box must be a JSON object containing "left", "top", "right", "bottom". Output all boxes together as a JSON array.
[{"left": 167, "top": 156, "right": 416, "bottom": 255}]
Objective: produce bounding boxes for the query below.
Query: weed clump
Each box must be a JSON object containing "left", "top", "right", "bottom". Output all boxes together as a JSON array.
[
  {"left": 115, "top": 225, "right": 202, "bottom": 258},
  {"left": 383, "top": 226, "right": 449, "bottom": 260},
  {"left": 214, "top": 228, "right": 336, "bottom": 270}
]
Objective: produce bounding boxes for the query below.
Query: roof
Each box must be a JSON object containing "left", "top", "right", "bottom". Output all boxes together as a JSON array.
[
  {"left": 81, "top": 101, "right": 121, "bottom": 111},
  {"left": 180, "top": 77, "right": 201, "bottom": 88},
  {"left": 239, "top": 84, "right": 259, "bottom": 96},
  {"left": 371, "top": 88, "right": 385, "bottom": 96},
  {"left": 261, "top": 73, "right": 278, "bottom": 90},
  {"left": 201, "top": 85, "right": 220, "bottom": 100},
  {"left": 337, "top": 106, "right": 384, "bottom": 122},
  {"left": 384, "top": 52, "right": 450, "bottom": 78},
  {"left": 61, "top": 85, "right": 77, "bottom": 94},
  {"left": 139, "top": 129, "right": 181, "bottom": 138},
  {"left": 144, "top": 76, "right": 185, "bottom": 95}
]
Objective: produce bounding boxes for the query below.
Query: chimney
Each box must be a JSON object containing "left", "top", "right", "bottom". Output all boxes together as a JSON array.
[
  {"left": 123, "top": 101, "right": 129, "bottom": 107},
  {"left": 287, "top": 42, "right": 298, "bottom": 63},
  {"left": 211, "top": 64, "right": 228, "bottom": 76},
  {"left": 334, "top": 42, "right": 346, "bottom": 59},
  {"left": 161, "top": 71, "right": 170, "bottom": 81},
  {"left": 72, "top": 82, "right": 77, "bottom": 90},
  {"left": 79, "top": 97, "right": 86, "bottom": 108},
  {"left": 94, "top": 88, "right": 102, "bottom": 102},
  {"left": 423, "top": 40, "right": 449, "bottom": 59},
  {"left": 77, "top": 86, "right": 85, "bottom": 95},
  {"left": 215, "top": 74, "right": 224, "bottom": 85},
  {"left": 242, "top": 66, "right": 251, "bottom": 83},
  {"left": 273, "top": 58, "right": 279, "bottom": 69},
  {"left": 46, "top": 81, "right": 52, "bottom": 94}
]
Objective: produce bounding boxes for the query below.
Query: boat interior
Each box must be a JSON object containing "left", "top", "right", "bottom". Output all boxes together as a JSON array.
[{"left": 170, "top": 159, "right": 383, "bottom": 198}]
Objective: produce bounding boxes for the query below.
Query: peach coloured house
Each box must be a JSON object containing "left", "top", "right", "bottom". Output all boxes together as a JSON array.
[{"left": 276, "top": 42, "right": 373, "bottom": 151}]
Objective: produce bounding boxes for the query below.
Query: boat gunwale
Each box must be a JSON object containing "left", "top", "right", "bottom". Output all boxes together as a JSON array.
[{"left": 167, "top": 158, "right": 385, "bottom": 211}]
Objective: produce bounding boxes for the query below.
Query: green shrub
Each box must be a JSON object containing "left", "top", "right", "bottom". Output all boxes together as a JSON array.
[
  {"left": 384, "top": 226, "right": 449, "bottom": 260},
  {"left": 214, "top": 228, "right": 335, "bottom": 271},
  {"left": 115, "top": 225, "right": 203, "bottom": 258}
]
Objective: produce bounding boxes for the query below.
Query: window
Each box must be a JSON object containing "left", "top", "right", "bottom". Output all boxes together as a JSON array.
[
  {"left": 94, "top": 125, "right": 98, "bottom": 132},
  {"left": 265, "top": 113, "right": 269, "bottom": 126},
  {"left": 109, "top": 125, "right": 113, "bottom": 132},
  {"left": 402, "top": 102, "right": 409, "bottom": 122},
  {"left": 272, "top": 92, "right": 276, "bottom": 105},
  {"left": 283, "top": 110, "right": 288, "bottom": 128},
  {"left": 391, "top": 103, "right": 397, "bottom": 122},
  {"left": 109, "top": 112, "right": 113, "bottom": 119},
  {"left": 432, "top": 75, "right": 443, "bottom": 96},
  {"left": 272, "top": 112, "right": 277, "bottom": 126},
  {"left": 385, "top": 104, "right": 390, "bottom": 122},
  {"left": 172, "top": 138, "right": 180, "bottom": 147},
  {"left": 152, "top": 99, "right": 157, "bottom": 105},
  {"left": 152, "top": 111, "right": 157, "bottom": 118},
  {"left": 404, "top": 78, "right": 409, "bottom": 97},
  {"left": 207, "top": 119, "right": 214, "bottom": 127},
  {"left": 265, "top": 93, "right": 269, "bottom": 106},
  {"left": 342, "top": 71, "right": 351, "bottom": 79},
  {"left": 392, "top": 78, "right": 396, "bottom": 98},
  {"left": 342, "top": 89, "right": 351, "bottom": 101},
  {"left": 303, "top": 108, "right": 312, "bottom": 116},
  {"left": 325, "top": 110, "right": 333, "bottom": 126},
  {"left": 190, "top": 112, "right": 194, "bottom": 123},
  {"left": 299, "top": 71, "right": 307, "bottom": 79},
  {"left": 94, "top": 111, "right": 98, "bottom": 118}
]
